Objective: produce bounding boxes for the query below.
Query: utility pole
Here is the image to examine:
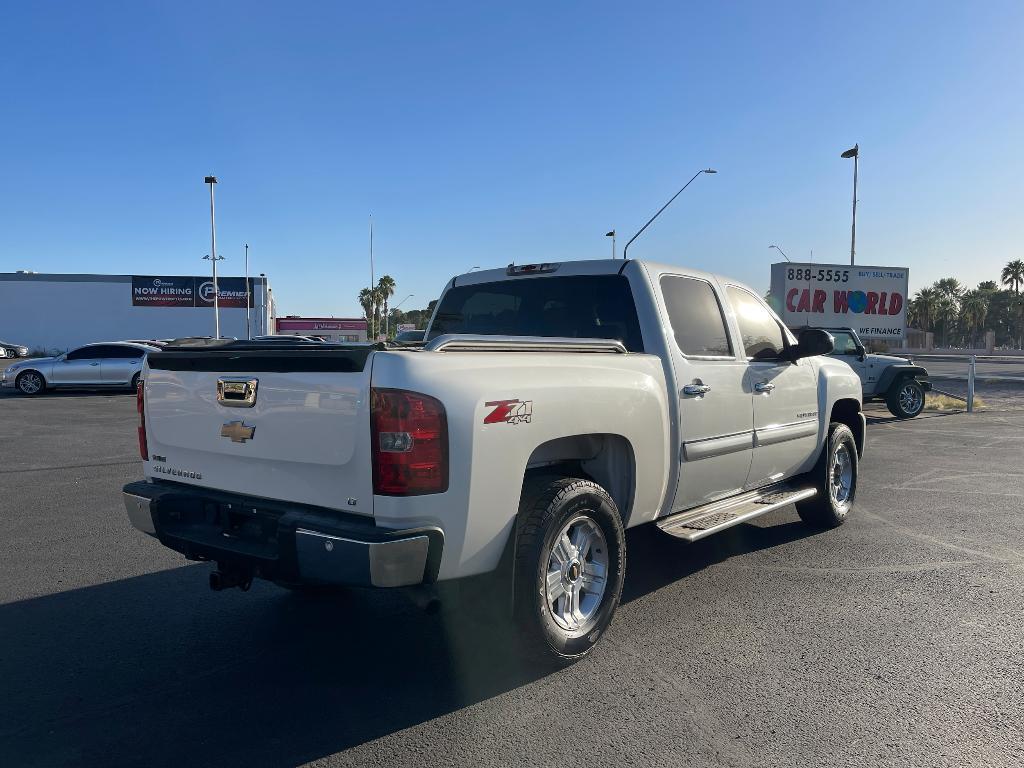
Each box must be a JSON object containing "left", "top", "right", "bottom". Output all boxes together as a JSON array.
[{"left": 204, "top": 176, "right": 221, "bottom": 337}]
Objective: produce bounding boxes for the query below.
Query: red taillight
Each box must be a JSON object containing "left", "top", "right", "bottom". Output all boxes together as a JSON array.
[
  {"left": 137, "top": 380, "right": 148, "bottom": 461},
  {"left": 370, "top": 388, "right": 448, "bottom": 496}
]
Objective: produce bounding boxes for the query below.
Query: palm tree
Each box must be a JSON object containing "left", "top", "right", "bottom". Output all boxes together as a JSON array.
[
  {"left": 909, "top": 287, "right": 938, "bottom": 331},
  {"left": 358, "top": 288, "right": 375, "bottom": 338},
  {"left": 932, "top": 279, "right": 964, "bottom": 347},
  {"left": 1001, "top": 259, "right": 1024, "bottom": 294},
  {"left": 978, "top": 280, "right": 998, "bottom": 292},
  {"left": 376, "top": 275, "right": 396, "bottom": 337},
  {"left": 959, "top": 290, "right": 988, "bottom": 348}
]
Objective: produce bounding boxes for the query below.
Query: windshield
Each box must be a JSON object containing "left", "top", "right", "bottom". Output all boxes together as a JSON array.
[{"left": 427, "top": 275, "right": 644, "bottom": 351}]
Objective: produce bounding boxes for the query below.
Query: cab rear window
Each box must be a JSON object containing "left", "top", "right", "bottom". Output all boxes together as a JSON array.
[{"left": 427, "top": 275, "right": 644, "bottom": 351}]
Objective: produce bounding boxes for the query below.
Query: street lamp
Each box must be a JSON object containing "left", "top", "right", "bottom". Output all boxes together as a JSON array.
[
  {"left": 204, "top": 175, "right": 221, "bottom": 337},
  {"left": 605, "top": 230, "right": 616, "bottom": 259},
  {"left": 622, "top": 169, "right": 717, "bottom": 260},
  {"left": 769, "top": 244, "right": 791, "bottom": 262},
  {"left": 840, "top": 144, "right": 859, "bottom": 265},
  {"left": 386, "top": 294, "right": 415, "bottom": 338},
  {"left": 203, "top": 253, "right": 225, "bottom": 337}
]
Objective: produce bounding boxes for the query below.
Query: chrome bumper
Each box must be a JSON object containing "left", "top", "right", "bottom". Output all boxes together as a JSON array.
[{"left": 122, "top": 483, "right": 442, "bottom": 588}]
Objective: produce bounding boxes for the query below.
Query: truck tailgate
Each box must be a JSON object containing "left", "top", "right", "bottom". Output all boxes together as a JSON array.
[{"left": 142, "top": 345, "right": 374, "bottom": 516}]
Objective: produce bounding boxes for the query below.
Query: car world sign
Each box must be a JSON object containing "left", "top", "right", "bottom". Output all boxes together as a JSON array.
[{"left": 769, "top": 262, "right": 909, "bottom": 340}]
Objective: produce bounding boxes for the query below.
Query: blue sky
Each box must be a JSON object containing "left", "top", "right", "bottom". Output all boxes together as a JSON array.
[{"left": 1, "top": 1, "right": 1021, "bottom": 316}]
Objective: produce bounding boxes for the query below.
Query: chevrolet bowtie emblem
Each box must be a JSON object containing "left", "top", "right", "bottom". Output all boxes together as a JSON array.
[{"left": 220, "top": 421, "right": 256, "bottom": 443}]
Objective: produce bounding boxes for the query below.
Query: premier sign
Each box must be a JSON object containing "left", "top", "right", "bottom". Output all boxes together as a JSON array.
[
  {"left": 769, "top": 262, "right": 909, "bottom": 340},
  {"left": 132, "top": 276, "right": 254, "bottom": 308}
]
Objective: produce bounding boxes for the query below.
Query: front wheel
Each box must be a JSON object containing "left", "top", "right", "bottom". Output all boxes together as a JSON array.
[
  {"left": 16, "top": 370, "right": 45, "bottom": 396},
  {"left": 512, "top": 476, "right": 626, "bottom": 663},
  {"left": 886, "top": 378, "right": 925, "bottom": 419},
  {"left": 796, "top": 422, "right": 858, "bottom": 528}
]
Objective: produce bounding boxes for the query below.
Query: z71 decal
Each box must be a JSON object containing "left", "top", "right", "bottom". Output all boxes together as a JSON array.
[{"left": 484, "top": 399, "right": 533, "bottom": 425}]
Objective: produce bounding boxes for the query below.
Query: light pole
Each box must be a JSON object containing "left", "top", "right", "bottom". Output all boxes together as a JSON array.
[
  {"left": 769, "top": 244, "right": 791, "bottom": 262},
  {"left": 622, "top": 169, "right": 717, "bottom": 260},
  {"left": 203, "top": 253, "right": 225, "bottom": 337},
  {"left": 841, "top": 144, "right": 859, "bottom": 265},
  {"left": 244, "top": 243, "right": 251, "bottom": 340},
  {"left": 259, "top": 273, "right": 266, "bottom": 335},
  {"left": 386, "top": 294, "right": 415, "bottom": 338},
  {"left": 605, "top": 230, "right": 616, "bottom": 259},
  {"left": 204, "top": 175, "right": 221, "bottom": 337}
]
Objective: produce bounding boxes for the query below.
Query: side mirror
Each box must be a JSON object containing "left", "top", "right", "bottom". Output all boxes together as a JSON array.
[
  {"left": 857, "top": 347, "right": 866, "bottom": 362},
  {"left": 791, "top": 328, "right": 834, "bottom": 361}
]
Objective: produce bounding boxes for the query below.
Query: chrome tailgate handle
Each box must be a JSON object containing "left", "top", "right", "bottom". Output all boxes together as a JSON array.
[{"left": 217, "top": 377, "right": 259, "bottom": 407}]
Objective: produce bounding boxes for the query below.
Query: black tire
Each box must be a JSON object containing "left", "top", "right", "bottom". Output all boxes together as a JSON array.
[
  {"left": 886, "top": 377, "right": 925, "bottom": 419},
  {"left": 796, "top": 422, "right": 858, "bottom": 528},
  {"left": 130, "top": 372, "right": 141, "bottom": 392},
  {"left": 15, "top": 370, "right": 45, "bottom": 396},
  {"left": 512, "top": 476, "right": 626, "bottom": 663}
]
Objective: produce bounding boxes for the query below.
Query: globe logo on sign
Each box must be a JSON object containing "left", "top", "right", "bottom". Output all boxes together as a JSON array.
[
  {"left": 847, "top": 290, "right": 868, "bottom": 313},
  {"left": 198, "top": 281, "right": 216, "bottom": 301},
  {"left": 153, "top": 279, "right": 163, "bottom": 287}
]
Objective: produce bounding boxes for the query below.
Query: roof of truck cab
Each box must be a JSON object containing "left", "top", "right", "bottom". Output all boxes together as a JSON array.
[{"left": 448, "top": 258, "right": 752, "bottom": 294}]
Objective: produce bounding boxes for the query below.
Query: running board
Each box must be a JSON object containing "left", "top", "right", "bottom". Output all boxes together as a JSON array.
[{"left": 656, "top": 484, "right": 816, "bottom": 542}]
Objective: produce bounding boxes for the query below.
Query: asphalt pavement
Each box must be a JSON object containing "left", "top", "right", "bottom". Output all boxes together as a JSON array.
[{"left": 1, "top": 392, "right": 1022, "bottom": 767}]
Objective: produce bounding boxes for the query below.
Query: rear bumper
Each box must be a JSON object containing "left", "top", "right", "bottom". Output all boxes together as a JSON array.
[{"left": 122, "top": 480, "right": 443, "bottom": 588}]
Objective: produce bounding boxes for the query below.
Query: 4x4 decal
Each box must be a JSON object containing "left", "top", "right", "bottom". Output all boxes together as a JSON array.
[{"left": 484, "top": 399, "right": 533, "bottom": 425}]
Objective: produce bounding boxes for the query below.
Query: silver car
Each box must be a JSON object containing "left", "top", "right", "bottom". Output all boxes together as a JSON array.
[{"left": 1, "top": 342, "right": 159, "bottom": 396}]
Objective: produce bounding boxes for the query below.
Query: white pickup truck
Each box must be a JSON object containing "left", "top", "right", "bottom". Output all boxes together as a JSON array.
[{"left": 124, "top": 259, "right": 865, "bottom": 661}]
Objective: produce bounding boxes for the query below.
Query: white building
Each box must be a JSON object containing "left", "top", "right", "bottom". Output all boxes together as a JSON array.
[{"left": 0, "top": 272, "right": 276, "bottom": 353}]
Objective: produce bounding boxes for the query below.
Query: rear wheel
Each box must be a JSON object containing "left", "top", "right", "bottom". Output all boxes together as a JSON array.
[
  {"left": 886, "top": 377, "right": 924, "bottom": 418},
  {"left": 796, "top": 422, "right": 858, "bottom": 528},
  {"left": 512, "top": 476, "right": 625, "bottom": 663},
  {"left": 16, "top": 370, "right": 45, "bottom": 396}
]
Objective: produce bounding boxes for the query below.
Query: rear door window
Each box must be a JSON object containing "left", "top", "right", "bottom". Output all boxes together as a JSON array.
[
  {"left": 428, "top": 275, "right": 644, "bottom": 351},
  {"left": 660, "top": 276, "right": 732, "bottom": 357}
]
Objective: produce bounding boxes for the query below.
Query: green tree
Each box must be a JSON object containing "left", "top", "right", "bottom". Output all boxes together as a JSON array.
[
  {"left": 909, "top": 287, "right": 938, "bottom": 331},
  {"left": 358, "top": 287, "right": 375, "bottom": 338},
  {"left": 377, "top": 275, "right": 396, "bottom": 337},
  {"left": 959, "top": 290, "right": 988, "bottom": 347},
  {"left": 1001, "top": 259, "right": 1024, "bottom": 294}
]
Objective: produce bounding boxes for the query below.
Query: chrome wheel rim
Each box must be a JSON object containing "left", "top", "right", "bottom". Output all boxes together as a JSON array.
[
  {"left": 19, "top": 373, "right": 41, "bottom": 394},
  {"left": 830, "top": 443, "right": 854, "bottom": 505},
  {"left": 545, "top": 515, "right": 609, "bottom": 632},
  {"left": 899, "top": 383, "right": 923, "bottom": 414}
]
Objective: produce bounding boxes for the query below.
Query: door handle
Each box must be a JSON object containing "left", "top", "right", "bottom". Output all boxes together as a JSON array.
[
  {"left": 754, "top": 381, "right": 775, "bottom": 393},
  {"left": 89, "top": 362, "right": 100, "bottom": 366},
  {"left": 682, "top": 384, "right": 712, "bottom": 396}
]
